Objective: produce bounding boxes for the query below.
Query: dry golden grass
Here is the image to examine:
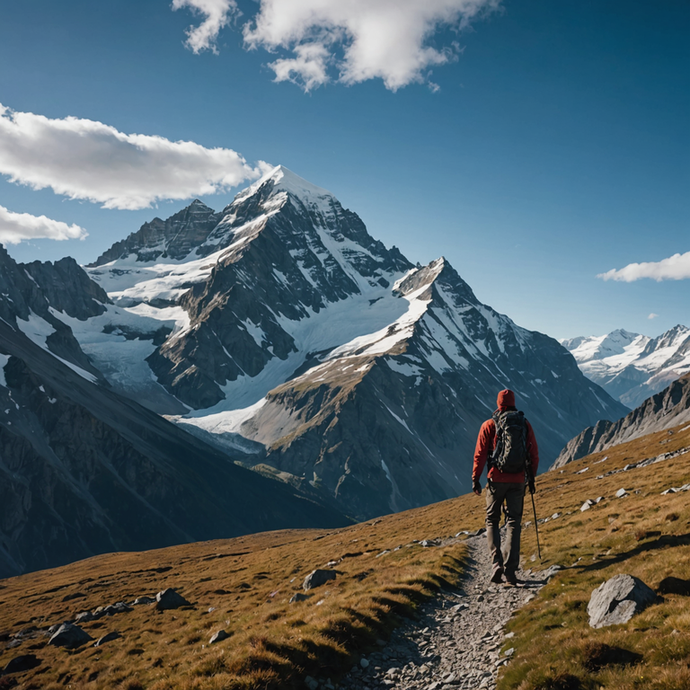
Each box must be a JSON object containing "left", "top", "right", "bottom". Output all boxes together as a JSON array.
[
  {"left": 1, "top": 418, "right": 689, "bottom": 689},
  {"left": 500, "top": 420, "right": 690, "bottom": 690},
  {"left": 0, "top": 490, "right": 485, "bottom": 689}
]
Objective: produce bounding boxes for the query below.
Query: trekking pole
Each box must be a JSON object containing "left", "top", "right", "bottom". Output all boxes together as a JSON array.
[{"left": 526, "top": 463, "right": 542, "bottom": 561}]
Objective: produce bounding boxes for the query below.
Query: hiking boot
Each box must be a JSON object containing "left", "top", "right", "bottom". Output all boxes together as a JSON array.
[
  {"left": 490, "top": 568, "right": 504, "bottom": 584},
  {"left": 504, "top": 572, "right": 518, "bottom": 586}
]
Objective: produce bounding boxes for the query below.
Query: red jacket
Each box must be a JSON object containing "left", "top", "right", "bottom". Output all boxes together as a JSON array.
[{"left": 472, "top": 410, "right": 539, "bottom": 483}]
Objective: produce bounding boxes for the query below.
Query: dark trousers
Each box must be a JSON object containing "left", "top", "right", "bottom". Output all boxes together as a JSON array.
[{"left": 485, "top": 480, "right": 525, "bottom": 576}]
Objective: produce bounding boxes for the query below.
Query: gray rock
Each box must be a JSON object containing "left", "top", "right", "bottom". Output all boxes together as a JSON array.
[
  {"left": 360, "top": 657, "right": 370, "bottom": 668},
  {"left": 303, "top": 569, "right": 337, "bottom": 591},
  {"left": 48, "top": 623, "right": 93, "bottom": 648},
  {"left": 615, "top": 488, "right": 629, "bottom": 498},
  {"left": 290, "top": 592, "right": 312, "bottom": 603},
  {"left": 156, "top": 588, "right": 191, "bottom": 610},
  {"left": 580, "top": 499, "right": 594, "bottom": 512},
  {"left": 132, "top": 596, "right": 155, "bottom": 605},
  {"left": 74, "top": 611, "right": 96, "bottom": 624},
  {"left": 209, "top": 630, "right": 229, "bottom": 644},
  {"left": 94, "top": 631, "right": 121, "bottom": 647},
  {"left": 304, "top": 676, "right": 319, "bottom": 690},
  {"left": 588, "top": 574, "right": 657, "bottom": 628}
]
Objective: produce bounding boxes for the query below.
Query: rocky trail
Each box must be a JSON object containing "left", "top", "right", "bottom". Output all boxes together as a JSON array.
[{"left": 335, "top": 534, "right": 552, "bottom": 690}]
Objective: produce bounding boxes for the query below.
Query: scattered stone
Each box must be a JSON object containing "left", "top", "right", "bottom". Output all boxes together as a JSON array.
[
  {"left": 290, "top": 593, "right": 312, "bottom": 603},
  {"left": 360, "top": 658, "right": 370, "bottom": 668},
  {"left": 132, "top": 596, "right": 155, "bottom": 606},
  {"left": 420, "top": 540, "right": 440, "bottom": 547},
  {"left": 102, "top": 602, "right": 132, "bottom": 616},
  {"left": 2, "top": 654, "right": 41, "bottom": 674},
  {"left": 580, "top": 499, "right": 594, "bottom": 512},
  {"left": 588, "top": 574, "right": 657, "bottom": 628},
  {"left": 303, "top": 569, "right": 336, "bottom": 591},
  {"left": 209, "top": 630, "right": 230, "bottom": 644},
  {"left": 48, "top": 623, "right": 93, "bottom": 648},
  {"left": 156, "top": 588, "right": 191, "bottom": 611},
  {"left": 615, "top": 488, "right": 629, "bottom": 498},
  {"left": 74, "top": 611, "right": 95, "bottom": 624},
  {"left": 305, "top": 675, "right": 319, "bottom": 690},
  {"left": 94, "top": 632, "right": 121, "bottom": 647}
]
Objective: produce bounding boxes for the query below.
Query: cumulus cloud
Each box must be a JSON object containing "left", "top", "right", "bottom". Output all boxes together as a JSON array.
[
  {"left": 598, "top": 251, "right": 690, "bottom": 282},
  {"left": 172, "top": 0, "right": 238, "bottom": 53},
  {"left": 0, "top": 205, "right": 87, "bottom": 245},
  {"left": 0, "top": 103, "right": 265, "bottom": 210},
  {"left": 243, "top": 0, "right": 501, "bottom": 91}
]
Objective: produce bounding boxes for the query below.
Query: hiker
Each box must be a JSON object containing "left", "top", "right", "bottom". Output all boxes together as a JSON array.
[{"left": 472, "top": 389, "right": 539, "bottom": 585}]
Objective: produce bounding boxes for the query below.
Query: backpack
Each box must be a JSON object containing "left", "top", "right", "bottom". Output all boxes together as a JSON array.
[{"left": 490, "top": 410, "right": 528, "bottom": 474}]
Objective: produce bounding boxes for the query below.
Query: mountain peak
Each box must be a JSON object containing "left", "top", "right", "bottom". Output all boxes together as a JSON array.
[{"left": 234, "top": 165, "right": 335, "bottom": 206}]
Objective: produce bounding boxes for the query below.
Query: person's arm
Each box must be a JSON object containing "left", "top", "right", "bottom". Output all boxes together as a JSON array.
[{"left": 472, "top": 420, "right": 494, "bottom": 493}]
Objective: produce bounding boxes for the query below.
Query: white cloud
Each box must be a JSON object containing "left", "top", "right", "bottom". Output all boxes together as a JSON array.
[
  {"left": 240, "top": 0, "right": 500, "bottom": 91},
  {"left": 0, "top": 205, "right": 87, "bottom": 245},
  {"left": 598, "top": 252, "right": 690, "bottom": 282},
  {"left": 172, "top": 0, "right": 238, "bottom": 54},
  {"left": 0, "top": 103, "right": 265, "bottom": 210},
  {"left": 648, "top": 313, "right": 659, "bottom": 320}
]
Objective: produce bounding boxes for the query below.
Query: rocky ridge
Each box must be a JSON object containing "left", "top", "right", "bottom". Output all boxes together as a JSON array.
[{"left": 551, "top": 372, "right": 690, "bottom": 468}]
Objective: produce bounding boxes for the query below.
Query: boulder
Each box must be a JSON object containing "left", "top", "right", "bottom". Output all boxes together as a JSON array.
[
  {"left": 580, "top": 500, "right": 594, "bottom": 512},
  {"left": 48, "top": 623, "right": 93, "bottom": 648},
  {"left": 587, "top": 574, "right": 657, "bottom": 628},
  {"left": 303, "top": 569, "right": 336, "bottom": 591},
  {"left": 94, "top": 632, "right": 121, "bottom": 647},
  {"left": 3, "top": 654, "right": 41, "bottom": 674},
  {"left": 155, "top": 588, "right": 191, "bottom": 610},
  {"left": 132, "top": 596, "right": 155, "bottom": 606},
  {"left": 615, "top": 488, "right": 629, "bottom": 498},
  {"left": 209, "top": 630, "right": 229, "bottom": 645},
  {"left": 74, "top": 611, "right": 96, "bottom": 624}
]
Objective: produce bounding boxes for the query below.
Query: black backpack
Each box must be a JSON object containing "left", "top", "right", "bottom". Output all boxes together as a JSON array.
[{"left": 490, "top": 410, "right": 528, "bottom": 474}]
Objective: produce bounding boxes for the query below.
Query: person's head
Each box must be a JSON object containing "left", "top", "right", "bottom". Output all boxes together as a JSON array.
[{"left": 497, "top": 389, "right": 516, "bottom": 410}]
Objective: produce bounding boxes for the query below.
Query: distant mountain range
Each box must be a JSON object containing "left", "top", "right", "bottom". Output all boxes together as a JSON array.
[
  {"left": 562, "top": 326, "right": 690, "bottom": 408},
  {"left": 0, "top": 166, "right": 628, "bottom": 564}
]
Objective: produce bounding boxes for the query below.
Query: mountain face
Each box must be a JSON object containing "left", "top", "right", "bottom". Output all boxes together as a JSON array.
[
  {"left": 562, "top": 326, "right": 690, "bottom": 407},
  {"left": 55, "top": 165, "right": 627, "bottom": 520},
  {"left": 551, "top": 372, "right": 690, "bottom": 469},
  {"left": 0, "top": 251, "right": 349, "bottom": 577}
]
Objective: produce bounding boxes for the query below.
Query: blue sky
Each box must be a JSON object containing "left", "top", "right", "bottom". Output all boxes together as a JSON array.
[{"left": 0, "top": 0, "right": 687, "bottom": 341}]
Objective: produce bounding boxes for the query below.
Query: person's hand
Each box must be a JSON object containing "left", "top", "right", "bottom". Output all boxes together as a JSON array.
[
  {"left": 472, "top": 479, "right": 482, "bottom": 495},
  {"left": 528, "top": 477, "right": 535, "bottom": 495}
]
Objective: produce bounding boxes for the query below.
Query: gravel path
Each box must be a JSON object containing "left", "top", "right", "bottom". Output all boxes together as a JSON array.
[{"left": 335, "top": 533, "right": 550, "bottom": 690}]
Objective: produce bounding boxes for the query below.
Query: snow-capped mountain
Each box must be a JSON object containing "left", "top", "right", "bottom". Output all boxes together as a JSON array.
[
  {"left": 562, "top": 326, "right": 690, "bottom": 408},
  {"left": 37, "top": 164, "right": 622, "bottom": 519}
]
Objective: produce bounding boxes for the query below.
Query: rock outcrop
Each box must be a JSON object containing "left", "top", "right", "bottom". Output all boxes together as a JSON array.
[{"left": 587, "top": 574, "right": 657, "bottom": 628}]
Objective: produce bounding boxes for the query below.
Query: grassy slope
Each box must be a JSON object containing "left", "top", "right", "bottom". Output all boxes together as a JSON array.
[
  {"left": 0, "top": 497, "right": 479, "bottom": 689},
  {"left": 501, "top": 421, "right": 690, "bottom": 690},
  {"left": 0, "top": 420, "right": 688, "bottom": 690}
]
